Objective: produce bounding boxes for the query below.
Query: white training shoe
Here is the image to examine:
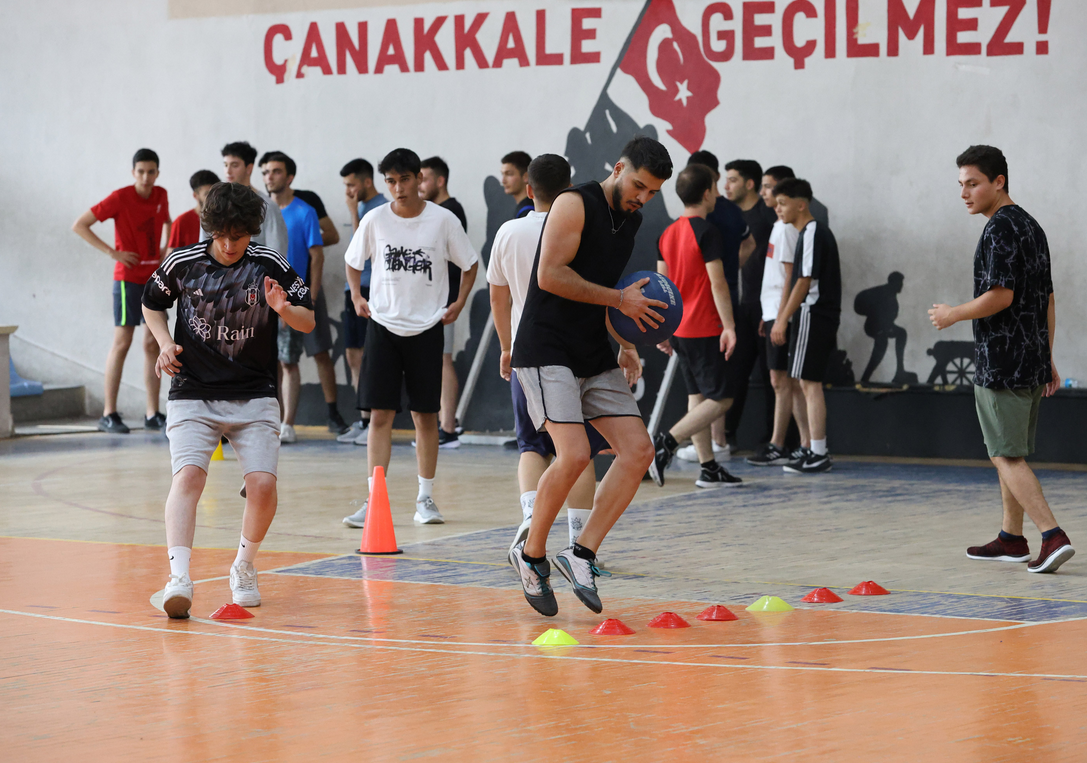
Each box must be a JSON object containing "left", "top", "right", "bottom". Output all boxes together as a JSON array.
[
  {"left": 163, "top": 574, "right": 194, "bottom": 619},
  {"left": 279, "top": 423, "right": 297, "bottom": 444},
  {"left": 675, "top": 445, "right": 699, "bottom": 463},
  {"left": 336, "top": 420, "right": 366, "bottom": 444},
  {"left": 414, "top": 497, "right": 445, "bottom": 524},
  {"left": 677, "top": 442, "right": 731, "bottom": 462},
  {"left": 510, "top": 515, "right": 532, "bottom": 557},
  {"left": 343, "top": 501, "right": 368, "bottom": 528},
  {"left": 230, "top": 561, "right": 261, "bottom": 607},
  {"left": 352, "top": 427, "right": 369, "bottom": 446}
]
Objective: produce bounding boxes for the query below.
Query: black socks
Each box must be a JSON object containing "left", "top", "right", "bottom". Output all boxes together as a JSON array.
[
  {"left": 1041, "top": 527, "right": 1064, "bottom": 541},
  {"left": 572, "top": 543, "right": 595, "bottom": 561},
  {"left": 999, "top": 530, "right": 1025, "bottom": 542}
]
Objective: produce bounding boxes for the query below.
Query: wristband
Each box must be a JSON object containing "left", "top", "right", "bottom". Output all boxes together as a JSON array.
[{"left": 617, "top": 288, "right": 624, "bottom": 309}]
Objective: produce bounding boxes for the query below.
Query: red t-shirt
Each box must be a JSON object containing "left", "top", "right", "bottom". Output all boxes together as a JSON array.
[
  {"left": 657, "top": 216, "right": 725, "bottom": 338},
  {"left": 91, "top": 185, "right": 170, "bottom": 284},
  {"left": 168, "top": 208, "right": 202, "bottom": 250}
]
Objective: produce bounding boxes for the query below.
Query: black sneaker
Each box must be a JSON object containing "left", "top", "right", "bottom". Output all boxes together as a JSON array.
[
  {"left": 649, "top": 432, "right": 676, "bottom": 487},
  {"left": 144, "top": 412, "right": 167, "bottom": 431},
  {"left": 508, "top": 541, "right": 558, "bottom": 617},
  {"left": 695, "top": 463, "right": 743, "bottom": 488},
  {"left": 790, "top": 446, "right": 809, "bottom": 461},
  {"left": 97, "top": 413, "right": 130, "bottom": 434},
  {"left": 327, "top": 412, "right": 350, "bottom": 434},
  {"left": 438, "top": 428, "right": 461, "bottom": 449},
  {"left": 784, "top": 450, "right": 833, "bottom": 474},
  {"left": 746, "top": 443, "right": 789, "bottom": 466}
]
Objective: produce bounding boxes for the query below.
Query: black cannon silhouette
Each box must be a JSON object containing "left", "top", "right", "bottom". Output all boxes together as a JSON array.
[{"left": 926, "top": 341, "right": 975, "bottom": 385}]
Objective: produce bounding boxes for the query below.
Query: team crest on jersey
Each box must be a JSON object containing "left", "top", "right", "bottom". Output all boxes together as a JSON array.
[
  {"left": 245, "top": 283, "right": 259, "bottom": 306},
  {"left": 189, "top": 315, "right": 211, "bottom": 340},
  {"left": 287, "top": 277, "right": 309, "bottom": 300}
]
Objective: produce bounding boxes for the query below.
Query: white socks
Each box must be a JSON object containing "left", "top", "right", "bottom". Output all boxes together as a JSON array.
[
  {"left": 811, "top": 438, "right": 828, "bottom": 456},
  {"left": 235, "top": 535, "right": 261, "bottom": 567},
  {"left": 520, "top": 491, "right": 536, "bottom": 520},
  {"left": 567, "top": 508, "right": 591, "bottom": 546},
  {"left": 418, "top": 476, "right": 434, "bottom": 502},
  {"left": 168, "top": 546, "right": 191, "bottom": 579}
]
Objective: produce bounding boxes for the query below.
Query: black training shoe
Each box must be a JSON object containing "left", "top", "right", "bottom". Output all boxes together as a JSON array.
[
  {"left": 144, "top": 412, "right": 167, "bottom": 431},
  {"left": 747, "top": 443, "right": 790, "bottom": 466},
  {"left": 649, "top": 433, "right": 675, "bottom": 487},
  {"left": 784, "top": 450, "right": 833, "bottom": 474},
  {"left": 789, "top": 446, "right": 810, "bottom": 461},
  {"left": 438, "top": 428, "right": 461, "bottom": 449},
  {"left": 695, "top": 463, "right": 744, "bottom": 488},
  {"left": 327, "top": 413, "right": 350, "bottom": 434},
  {"left": 554, "top": 546, "right": 610, "bottom": 614},
  {"left": 508, "top": 541, "right": 558, "bottom": 617},
  {"left": 97, "top": 413, "right": 130, "bottom": 434}
]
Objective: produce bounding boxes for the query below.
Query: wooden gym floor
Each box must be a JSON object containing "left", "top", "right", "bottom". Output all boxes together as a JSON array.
[{"left": 2, "top": 429, "right": 1086, "bottom": 761}]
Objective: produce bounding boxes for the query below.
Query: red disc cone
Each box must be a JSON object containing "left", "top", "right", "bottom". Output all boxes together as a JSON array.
[
  {"left": 801, "top": 587, "right": 844, "bottom": 603},
  {"left": 849, "top": 581, "right": 890, "bottom": 596},
  {"left": 356, "top": 466, "right": 403, "bottom": 555},
  {"left": 209, "top": 603, "right": 254, "bottom": 620},
  {"left": 697, "top": 605, "right": 738, "bottom": 621},
  {"left": 590, "top": 618, "right": 636, "bottom": 635},
  {"left": 647, "top": 612, "right": 690, "bottom": 628}
]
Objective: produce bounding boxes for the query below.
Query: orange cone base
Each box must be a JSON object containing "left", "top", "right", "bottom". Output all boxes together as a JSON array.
[
  {"left": 802, "top": 587, "right": 844, "bottom": 603},
  {"left": 849, "top": 580, "right": 890, "bottom": 596},
  {"left": 355, "top": 548, "right": 403, "bottom": 555},
  {"left": 209, "top": 603, "right": 254, "bottom": 620},
  {"left": 697, "top": 605, "right": 738, "bottom": 621},
  {"left": 648, "top": 612, "right": 691, "bottom": 628},
  {"left": 591, "top": 618, "right": 636, "bottom": 635}
]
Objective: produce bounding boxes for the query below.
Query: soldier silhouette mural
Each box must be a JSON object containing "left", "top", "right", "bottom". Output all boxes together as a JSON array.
[{"left": 854, "top": 272, "right": 918, "bottom": 385}]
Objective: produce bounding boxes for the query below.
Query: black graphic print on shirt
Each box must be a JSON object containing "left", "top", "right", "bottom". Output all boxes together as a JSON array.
[{"left": 383, "top": 244, "right": 433, "bottom": 281}]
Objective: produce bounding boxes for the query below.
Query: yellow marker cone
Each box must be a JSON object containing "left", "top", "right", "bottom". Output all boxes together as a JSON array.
[
  {"left": 746, "top": 595, "right": 794, "bottom": 612},
  {"left": 211, "top": 442, "right": 224, "bottom": 461},
  {"left": 532, "top": 628, "right": 579, "bottom": 647}
]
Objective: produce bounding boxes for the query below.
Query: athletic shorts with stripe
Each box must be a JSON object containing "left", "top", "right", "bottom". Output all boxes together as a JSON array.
[
  {"left": 113, "top": 280, "right": 145, "bottom": 327},
  {"left": 787, "top": 306, "right": 840, "bottom": 382},
  {"left": 510, "top": 369, "right": 611, "bottom": 457},
  {"left": 513, "top": 365, "right": 641, "bottom": 432}
]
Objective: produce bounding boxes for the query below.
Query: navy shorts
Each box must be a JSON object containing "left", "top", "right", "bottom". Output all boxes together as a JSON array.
[
  {"left": 510, "top": 369, "right": 610, "bottom": 458},
  {"left": 113, "top": 280, "right": 145, "bottom": 327},
  {"left": 343, "top": 287, "right": 370, "bottom": 349}
]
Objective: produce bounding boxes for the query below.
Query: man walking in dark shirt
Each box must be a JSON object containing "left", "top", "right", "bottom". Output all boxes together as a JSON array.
[{"left": 930, "top": 145, "right": 1073, "bottom": 573}]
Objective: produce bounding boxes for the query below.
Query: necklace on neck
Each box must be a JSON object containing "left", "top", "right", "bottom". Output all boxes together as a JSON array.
[{"left": 608, "top": 205, "right": 625, "bottom": 235}]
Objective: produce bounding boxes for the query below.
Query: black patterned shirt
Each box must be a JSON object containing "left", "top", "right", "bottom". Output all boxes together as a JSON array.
[{"left": 972, "top": 205, "right": 1053, "bottom": 389}]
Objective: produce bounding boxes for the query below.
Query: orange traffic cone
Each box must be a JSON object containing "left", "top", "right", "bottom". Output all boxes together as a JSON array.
[{"left": 355, "top": 466, "right": 403, "bottom": 555}]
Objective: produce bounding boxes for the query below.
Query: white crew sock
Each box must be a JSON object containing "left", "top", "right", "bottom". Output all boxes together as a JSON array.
[
  {"left": 168, "top": 546, "right": 191, "bottom": 578},
  {"left": 235, "top": 535, "right": 261, "bottom": 566},
  {"left": 811, "top": 438, "right": 828, "bottom": 456},
  {"left": 418, "top": 476, "right": 434, "bottom": 502},
  {"left": 520, "top": 491, "right": 536, "bottom": 520},
  {"left": 567, "top": 509, "right": 591, "bottom": 546}
]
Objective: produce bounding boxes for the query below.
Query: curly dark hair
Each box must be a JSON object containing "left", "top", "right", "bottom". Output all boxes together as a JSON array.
[
  {"left": 621, "top": 136, "right": 673, "bottom": 180},
  {"left": 199, "top": 182, "right": 265, "bottom": 237}
]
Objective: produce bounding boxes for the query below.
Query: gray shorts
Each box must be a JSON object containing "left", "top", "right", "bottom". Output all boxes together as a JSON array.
[
  {"left": 165, "top": 398, "right": 281, "bottom": 476},
  {"left": 513, "top": 365, "right": 641, "bottom": 431},
  {"left": 443, "top": 320, "right": 455, "bottom": 354},
  {"left": 278, "top": 290, "right": 333, "bottom": 364}
]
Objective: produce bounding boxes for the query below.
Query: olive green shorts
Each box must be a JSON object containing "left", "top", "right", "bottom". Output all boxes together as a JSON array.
[{"left": 974, "top": 384, "right": 1044, "bottom": 458}]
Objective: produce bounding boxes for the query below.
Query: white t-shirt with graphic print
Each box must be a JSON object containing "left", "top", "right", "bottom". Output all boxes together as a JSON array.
[
  {"left": 760, "top": 219, "right": 800, "bottom": 322},
  {"left": 344, "top": 201, "right": 478, "bottom": 337}
]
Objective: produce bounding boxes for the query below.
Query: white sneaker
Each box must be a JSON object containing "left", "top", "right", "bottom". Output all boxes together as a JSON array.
[
  {"left": 279, "top": 423, "right": 297, "bottom": 444},
  {"left": 414, "top": 497, "right": 445, "bottom": 524},
  {"left": 676, "top": 442, "right": 731, "bottom": 462},
  {"left": 352, "top": 427, "right": 369, "bottom": 446},
  {"left": 343, "top": 501, "right": 368, "bottom": 527},
  {"left": 510, "top": 514, "right": 532, "bottom": 557},
  {"left": 336, "top": 420, "right": 366, "bottom": 444},
  {"left": 675, "top": 445, "right": 700, "bottom": 463},
  {"left": 163, "top": 574, "right": 194, "bottom": 619},
  {"left": 715, "top": 442, "right": 731, "bottom": 460},
  {"left": 230, "top": 561, "right": 261, "bottom": 607}
]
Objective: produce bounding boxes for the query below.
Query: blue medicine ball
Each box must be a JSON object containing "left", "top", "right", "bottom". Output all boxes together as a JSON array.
[{"left": 607, "top": 270, "right": 684, "bottom": 346}]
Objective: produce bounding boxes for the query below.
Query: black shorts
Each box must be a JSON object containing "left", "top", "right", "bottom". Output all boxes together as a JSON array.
[
  {"left": 788, "top": 307, "right": 839, "bottom": 382},
  {"left": 113, "top": 280, "right": 145, "bottom": 327},
  {"left": 510, "top": 369, "right": 610, "bottom": 458},
  {"left": 358, "top": 319, "right": 442, "bottom": 413},
  {"left": 343, "top": 287, "right": 370, "bottom": 349},
  {"left": 671, "top": 335, "right": 733, "bottom": 401},
  {"left": 764, "top": 319, "right": 790, "bottom": 371}
]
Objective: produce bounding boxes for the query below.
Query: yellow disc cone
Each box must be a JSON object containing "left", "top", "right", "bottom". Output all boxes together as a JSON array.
[
  {"left": 211, "top": 442, "right": 224, "bottom": 461},
  {"left": 532, "top": 628, "right": 579, "bottom": 646},
  {"left": 746, "top": 595, "right": 794, "bottom": 612}
]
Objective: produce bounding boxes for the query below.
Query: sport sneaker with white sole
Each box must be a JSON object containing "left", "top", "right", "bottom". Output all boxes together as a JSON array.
[
  {"left": 343, "top": 501, "right": 368, "bottom": 528},
  {"left": 1027, "top": 530, "right": 1075, "bottom": 573},
  {"left": 695, "top": 463, "right": 743, "bottom": 488},
  {"left": 414, "top": 497, "right": 445, "bottom": 524},
  {"left": 230, "top": 561, "right": 261, "bottom": 607},
  {"left": 649, "top": 433, "right": 676, "bottom": 487},
  {"left": 438, "top": 428, "right": 461, "bottom": 448},
  {"left": 510, "top": 515, "right": 532, "bottom": 557},
  {"left": 163, "top": 574, "right": 194, "bottom": 619},
  {"left": 784, "top": 450, "right": 832, "bottom": 474},
  {"left": 676, "top": 442, "right": 731, "bottom": 462},
  {"left": 554, "top": 546, "right": 610, "bottom": 614},
  {"left": 746, "top": 443, "right": 791, "bottom": 466},
  {"left": 336, "top": 420, "right": 366, "bottom": 444},
  {"left": 966, "top": 535, "right": 1030, "bottom": 562},
  {"left": 279, "top": 423, "right": 297, "bottom": 444},
  {"left": 508, "top": 540, "right": 558, "bottom": 617}
]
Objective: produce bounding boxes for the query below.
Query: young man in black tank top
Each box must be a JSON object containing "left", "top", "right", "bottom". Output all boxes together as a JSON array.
[{"left": 509, "top": 137, "right": 673, "bottom": 617}]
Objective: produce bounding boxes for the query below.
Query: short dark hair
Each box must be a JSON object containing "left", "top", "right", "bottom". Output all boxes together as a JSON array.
[
  {"left": 621, "top": 136, "right": 673, "bottom": 180},
  {"left": 773, "top": 178, "right": 813, "bottom": 201},
  {"left": 763, "top": 165, "right": 796, "bottom": 183},
  {"left": 378, "top": 148, "right": 421, "bottom": 177},
  {"left": 420, "top": 156, "right": 450, "bottom": 181},
  {"left": 258, "top": 151, "right": 296, "bottom": 177},
  {"left": 675, "top": 164, "right": 715, "bottom": 206},
  {"left": 956, "top": 145, "right": 1009, "bottom": 192},
  {"left": 340, "top": 158, "right": 374, "bottom": 180},
  {"left": 189, "top": 170, "right": 220, "bottom": 191},
  {"left": 526, "top": 154, "right": 571, "bottom": 205},
  {"left": 501, "top": 151, "right": 532, "bottom": 173},
  {"left": 725, "top": 159, "right": 763, "bottom": 186},
  {"left": 687, "top": 150, "right": 719, "bottom": 175},
  {"left": 200, "top": 182, "right": 266, "bottom": 237},
  {"left": 132, "top": 148, "right": 159, "bottom": 168},
  {"left": 221, "top": 141, "right": 258, "bottom": 166}
]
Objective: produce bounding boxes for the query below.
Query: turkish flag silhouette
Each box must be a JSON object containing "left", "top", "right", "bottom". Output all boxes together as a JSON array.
[{"left": 619, "top": 0, "right": 720, "bottom": 153}]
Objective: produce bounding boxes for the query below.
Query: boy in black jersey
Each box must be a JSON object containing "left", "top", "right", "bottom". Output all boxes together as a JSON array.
[
  {"left": 508, "top": 137, "right": 671, "bottom": 617},
  {"left": 142, "top": 183, "right": 315, "bottom": 619}
]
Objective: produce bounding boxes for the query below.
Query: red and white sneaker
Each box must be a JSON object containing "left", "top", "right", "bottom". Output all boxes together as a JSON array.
[
  {"left": 1027, "top": 531, "right": 1075, "bottom": 574},
  {"left": 966, "top": 535, "right": 1030, "bottom": 563}
]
